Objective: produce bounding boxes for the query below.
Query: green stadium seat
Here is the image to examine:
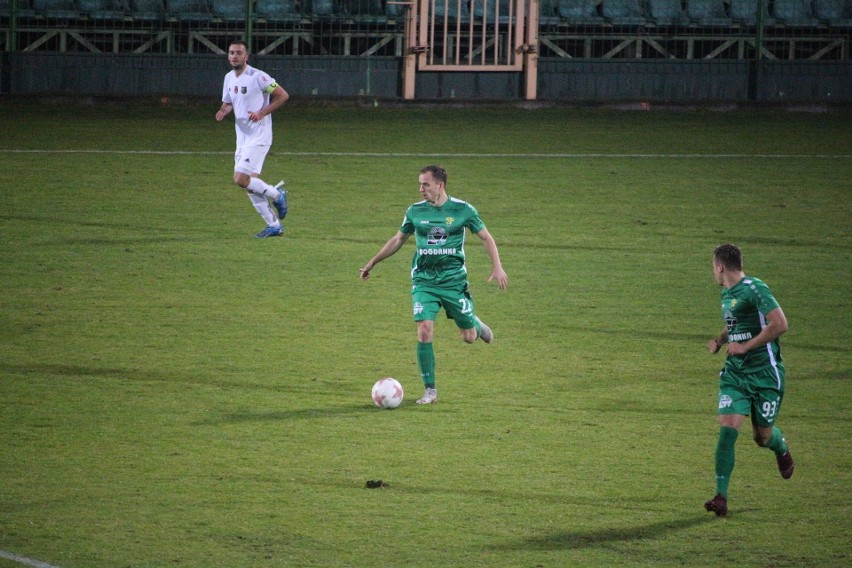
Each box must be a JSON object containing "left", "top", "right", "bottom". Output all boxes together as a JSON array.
[
  {"left": 167, "top": 0, "right": 212, "bottom": 20},
  {"left": 686, "top": 0, "right": 731, "bottom": 26},
  {"left": 537, "top": 0, "right": 561, "bottom": 24},
  {"left": 32, "top": 0, "right": 80, "bottom": 19},
  {"left": 131, "top": 0, "right": 166, "bottom": 20},
  {"left": 814, "top": 0, "right": 852, "bottom": 27},
  {"left": 557, "top": 0, "right": 604, "bottom": 24},
  {"left": 209, "top": 0, "right": 245, "bottom": 21},
  {"left": 0, "top": 0, "right": 38, "bottom": 17},
  {"left": 773, "top": 0, "right": 820, "bottom": 26},
  {"left": 647, "top": 0, "right": 688, "bottom": 25},
  {"left": 255, "top": 0, "right": 299, "bottom": 21},
  {"left": 78, "top": 0, "right": 129, "bottom": 19},
  {"left": 305, "top": 0, "right": 338, "bottom": 16},
  {"left": 342, "top": 0, "right": 385, "bottom": 19},
  {"left": 729, "top": 0, "right": 774, "bottom": 26},
  {"left": 601, "top": 0, "right": 646, "bottom": 25}
]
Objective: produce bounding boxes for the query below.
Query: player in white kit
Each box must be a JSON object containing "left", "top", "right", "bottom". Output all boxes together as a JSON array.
[{"left": 216, "top": 40, "right": 290, "bottom": 238}]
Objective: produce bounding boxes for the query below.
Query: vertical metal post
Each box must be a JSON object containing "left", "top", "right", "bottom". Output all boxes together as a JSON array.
[
  {"left": 10, "top": 0, "right": 18, "bottom": 52},
  {"left": 524, "top": 0, "right": 538, "bottom": 100},
  {"left": 401, "top": 1, "right": 418, "bottom": 99},
  {"left": 246, "top": 0, "right": 254, "bottom": 53}
]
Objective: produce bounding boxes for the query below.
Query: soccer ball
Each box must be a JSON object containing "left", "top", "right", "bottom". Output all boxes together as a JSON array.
[{"left": 372, "top": 378, "right": 404, "bottom": 409}]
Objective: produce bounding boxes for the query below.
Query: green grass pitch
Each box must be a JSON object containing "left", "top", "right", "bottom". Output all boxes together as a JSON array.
[{"left": 0, "top": 99, "right": 850, "bottom": 567}]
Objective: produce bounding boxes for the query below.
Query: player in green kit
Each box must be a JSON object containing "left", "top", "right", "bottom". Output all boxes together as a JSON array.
[
  {"left": 705, "top": 244, "right": 794, "bottom": 517},
  {"left": 359, "top": 165, "right": 508, "bottom": 405}
]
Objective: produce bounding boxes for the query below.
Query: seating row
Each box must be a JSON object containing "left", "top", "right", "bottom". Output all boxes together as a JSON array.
[
  {"left": 2, "top": 0, "right": 850, "bottom": 27},
  {"left": 541, "top": 0, "right": 852, "bottom": 27}
]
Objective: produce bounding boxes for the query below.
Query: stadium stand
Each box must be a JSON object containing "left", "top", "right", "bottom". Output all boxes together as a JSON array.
[
  {"left": 433, "top": 0, "right": 471, "bottom": 21},
  {"left": 209, "top": 0, "right": 246, "bottom": 21},
  {"left": 254, "top": 0, "right": 300, "bottom": 21},
  {"left": 78, "top": 0, "right": 130, "bottom": 20},
  {"left": 472, "top": 0, "right": 513, "bottom": 23},
  {"left": 167, "top": 0, "right": 213, "bottom": 20},
  {"left": 32, "top": 0, "right": 80, "bottom": 19},
  {"left": 342, "top": 0, "right": 385, "bottom": 19},
  {"left": 686, "top": 0, "right": 731, "bottom": 26},
  {"left": 813, "top": 0, "right": 852, "bottom": 27},
  {"left": 600, "top": 0, "right": 646, "bottom": 25},
  {"left": 537, "top": 0, "right": 561, "bottom": 24},
  {"left": 0, "top": 0, "right": 37, "bottom": 17},
  {"left": 131, "top": 0, "right": 166, "bottom": 20},
  {"left": 646, "top": 0, "right": 688, "bottom": 25},
  {"left": 556, "top": 0, "right": 604, "bottom": 24},
  {"left": 772, "top": 0, "right": 820, "bottom": 26},
  {"left": 729, "top": 0, "right": 774, "bottom": 26}
]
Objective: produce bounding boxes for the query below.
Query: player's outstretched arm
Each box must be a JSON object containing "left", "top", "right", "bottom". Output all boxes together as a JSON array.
[
  {"left": 476, "top": 228, "right": 507, "bottom": 290},
  {"left": 360, "top": 232, "right": 410, "bottom": 281}
]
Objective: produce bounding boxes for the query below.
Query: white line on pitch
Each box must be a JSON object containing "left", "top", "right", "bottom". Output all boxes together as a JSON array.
[
  {"left": 0, "top": 149, "right": 849, "bottom": 159},
  {"left": 0, "top": 550, "right": 62, "bottom": 568}
]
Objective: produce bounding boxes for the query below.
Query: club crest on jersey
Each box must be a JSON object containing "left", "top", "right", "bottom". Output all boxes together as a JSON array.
[
  {"left": 446, "top": 217, "right": 454, "bottom": 225},
  {"left": 724, "top": 310, "right": 737, "bottom": 333},
  {"left": 241, "top": 86, "right": 247, "bottom": 94},
  {"left": 427, "top": 226, "right": 448, "bottom": 246}
]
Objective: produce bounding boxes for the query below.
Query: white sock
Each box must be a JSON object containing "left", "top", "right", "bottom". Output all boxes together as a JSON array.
[
  {"left": 246, "top": 177, "right": 279, "bottom": 200},
  {"left": 247, "top": 192, "right": 279, "bottom": 227}
]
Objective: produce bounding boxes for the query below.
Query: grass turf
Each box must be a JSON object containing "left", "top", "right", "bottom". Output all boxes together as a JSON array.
[{"left": 0, "top": 100, "right": 850, "bottom": 567}]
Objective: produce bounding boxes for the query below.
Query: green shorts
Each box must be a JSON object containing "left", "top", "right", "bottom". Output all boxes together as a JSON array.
[
  {"left": 411, "top": 282, "right": 477, "bottom": 329},
  {"left": 717, "top": 365, "right": 785, "bottom": 428}
]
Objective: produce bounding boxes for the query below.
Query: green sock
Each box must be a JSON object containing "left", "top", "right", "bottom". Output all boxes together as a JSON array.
[
  {"left": 766, "top": 427, "right": 789, "bottom": 455},
  {"left": 715, "top": 426, "right": 739, "bottom": 498},
  {"left": 473, "top": 318, "right": 482, "bottom": 339},
  {"left": 417, "top": 341, "right": 435, "bottom": 389}
]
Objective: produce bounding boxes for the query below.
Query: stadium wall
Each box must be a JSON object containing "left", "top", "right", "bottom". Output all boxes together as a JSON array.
[{"left": 4, "top": 53, "right": 851, "bottom": 103}]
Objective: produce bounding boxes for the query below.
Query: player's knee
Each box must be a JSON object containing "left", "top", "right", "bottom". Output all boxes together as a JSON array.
[
  {"left": 233, "top": 173, "right": 250, "bottom": 188},
  {"left": 753, "top": 432, "right": 771, "bottom": 447}
]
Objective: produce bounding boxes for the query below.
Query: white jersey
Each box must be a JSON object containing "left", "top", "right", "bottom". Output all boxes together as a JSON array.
[{"left": 221, "top": 65, "right": 279, "bottom": 148}]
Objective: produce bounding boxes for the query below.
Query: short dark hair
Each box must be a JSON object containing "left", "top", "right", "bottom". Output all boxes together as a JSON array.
[
  {"left": 229, "top": 39, "right": 249, "bottom": 52},
  {"left": 714, "top": 243, "right": 743, "bottom": 271},
  {"left": 420, "top": 165, "right": 447, "bottom": 186}
]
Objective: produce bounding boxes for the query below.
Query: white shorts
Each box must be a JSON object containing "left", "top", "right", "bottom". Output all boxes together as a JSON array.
[{"left": 234, "top": 145, "right": 270, "bottom": 176}]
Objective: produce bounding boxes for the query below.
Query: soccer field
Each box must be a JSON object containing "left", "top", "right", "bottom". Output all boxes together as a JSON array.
[{"left": 0, "top": 100, "right": 850, "bottom": 567}]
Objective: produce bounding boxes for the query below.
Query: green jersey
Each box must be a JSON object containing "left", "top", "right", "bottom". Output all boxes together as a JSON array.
[
  {"left": 399, "top": 196, "right": 486, "bottom": 287},
  {"left": 720, "top": 275, "right": 783, "bottom": 373}
]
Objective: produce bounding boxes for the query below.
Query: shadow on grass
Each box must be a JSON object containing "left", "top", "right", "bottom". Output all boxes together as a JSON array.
[{"left": 497, "top": 515, "right": 715, "bottom": 551}]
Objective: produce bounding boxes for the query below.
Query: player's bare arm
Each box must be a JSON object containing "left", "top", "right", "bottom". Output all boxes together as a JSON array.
[
  {"left": 248, "top": 85, "right": 289, "bottom": 122},
  {"left": 215, "top": 102, "right": 233, "bottom": 122},
  {"left": 476, "top": 228, "right": 508, "bottom": 290},
  {"left": 708, "top": 328, "right": 728, "bottom": 354},
  {"left": 726, "top": 307, "right": 788, "bottom": 356},
  {"left": 360, "top": 231, "right": 411, "bottom": 280}
]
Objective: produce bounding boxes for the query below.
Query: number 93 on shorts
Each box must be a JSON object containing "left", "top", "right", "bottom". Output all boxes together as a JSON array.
[
  {"left": 411, "top": 283, "right": 477, "bottom": 329},
  {"left": 717, "top": 366, "right": 785, "bottom": 427}
]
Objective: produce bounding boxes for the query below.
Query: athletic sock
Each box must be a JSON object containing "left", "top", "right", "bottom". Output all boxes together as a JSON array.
[
  {"left": 246, "top": 177, "right": 279, "bottom": 199},
  {"left": 473, "top": 318, "right": 482, "bottom": 339},
  {"left": 715, "top": 426, "right": 739, "bottom": 498},
  {"left": 766, "top": 427, "right": 789, "bottom": 455},
  {"left": 417, "top": 341, "right": 435, "bottom": 389},
  {"left": 246, "top": 192, "right": 279, "bottom": 226}
]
